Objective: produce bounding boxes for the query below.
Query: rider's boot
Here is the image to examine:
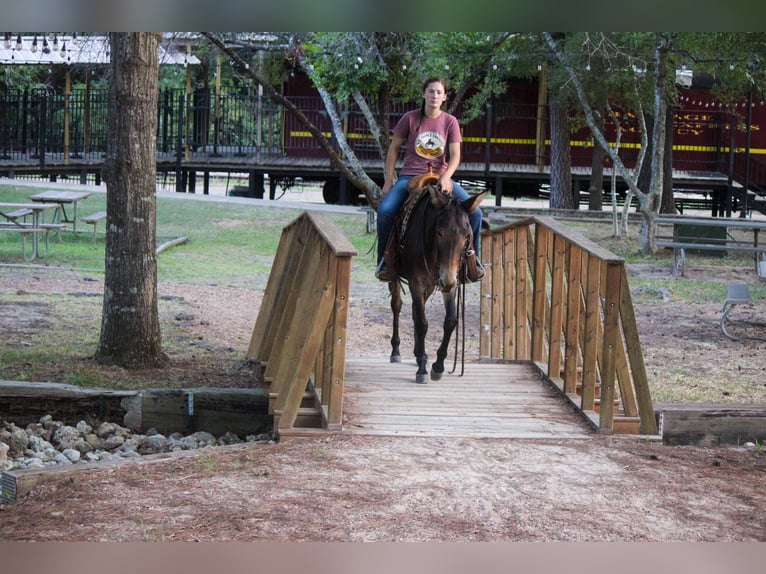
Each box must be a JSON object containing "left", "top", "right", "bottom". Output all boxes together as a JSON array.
[
  {"left": 464, "top": 250, "right": 485, "bottom": 282},
  {"left": 375, "top": 259, "right": 394, "bottom": 282}
]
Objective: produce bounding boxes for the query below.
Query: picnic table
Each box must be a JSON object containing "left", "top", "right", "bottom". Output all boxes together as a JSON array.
[
  {"left": 0, "top": 201, "right": 60, "bottom": 260},
  {"left": 655, "top": 215, "right": 766, "bottom": 276},
  {"left": 28, "top": 190, "right": 92, "bottom": 233}
]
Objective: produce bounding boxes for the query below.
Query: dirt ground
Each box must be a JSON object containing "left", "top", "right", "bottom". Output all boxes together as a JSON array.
[{"left": 1, "top": 263, "right": 766, "bottom": 541}]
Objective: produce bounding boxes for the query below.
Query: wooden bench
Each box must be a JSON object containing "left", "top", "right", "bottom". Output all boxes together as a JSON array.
[{"left": 81, "top": 211, "right": 107, "bottom": 242}]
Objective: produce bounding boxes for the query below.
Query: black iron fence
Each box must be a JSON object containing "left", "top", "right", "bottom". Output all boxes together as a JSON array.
[{"left": 0, "top": 87, "right": 284, "bottom": 164}]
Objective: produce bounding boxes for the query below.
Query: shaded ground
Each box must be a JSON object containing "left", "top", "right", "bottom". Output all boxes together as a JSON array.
[{"left": 1, "top": 263, "right": 765, "bottom": 541}]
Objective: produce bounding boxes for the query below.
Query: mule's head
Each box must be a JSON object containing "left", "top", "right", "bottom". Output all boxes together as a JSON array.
[{"left": 428, "top": 187, "right": 488, "bottom": 292}]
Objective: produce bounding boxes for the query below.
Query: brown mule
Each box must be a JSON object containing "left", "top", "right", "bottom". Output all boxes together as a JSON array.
[{"left": 385, "top": 178, "right": 487, "bottom": 384}]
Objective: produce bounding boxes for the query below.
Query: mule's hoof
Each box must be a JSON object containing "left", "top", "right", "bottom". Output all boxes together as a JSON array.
[
  {"left": 390, "top": 355, "right": 401, "bottom": 363},
  {"left": 415, "top": 373, "right": 428, "bottom": 384},
  {"left": 430, "top": 370, "right": 443, "bottom": 381}
]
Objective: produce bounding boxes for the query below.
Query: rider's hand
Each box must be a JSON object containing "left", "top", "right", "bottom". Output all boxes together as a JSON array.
[
  {"left": 439, "top": 175, "right": 453, "bottom": 194},
  {"left": 381, "top": 181, "right": 393, "bottom": 196}
]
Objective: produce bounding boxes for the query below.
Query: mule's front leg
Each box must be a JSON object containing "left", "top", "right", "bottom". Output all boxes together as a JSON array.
[
  {"left": 411, "top": 290, "right": 429, "bottom": 384},
  {"left": 389, "top": 280, "right": 402, "bottom": 363},
  {"left": 431, "top": 288, "right": 459, "bottom": 381}
]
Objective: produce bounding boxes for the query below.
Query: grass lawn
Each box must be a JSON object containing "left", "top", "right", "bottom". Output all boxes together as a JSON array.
[{"left": 1, "top": 181, "right": 765, "bottom": 404}]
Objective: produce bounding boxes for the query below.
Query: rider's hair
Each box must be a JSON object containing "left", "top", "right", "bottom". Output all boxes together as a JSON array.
[{"left": 417, "top": 77, "right": 448, "bottom": 130}]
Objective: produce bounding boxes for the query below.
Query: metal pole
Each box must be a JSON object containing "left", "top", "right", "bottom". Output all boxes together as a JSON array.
[
  {"left": 741, "top": 89, "right": 752, "bottom": 218},
  {"left": 176, "top": 93, "right": 185, "bottom": 193}
]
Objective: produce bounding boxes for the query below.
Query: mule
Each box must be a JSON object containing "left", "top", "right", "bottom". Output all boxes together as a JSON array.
[{"left": 386, "top": 175, "right": 488, "bottom": 384}]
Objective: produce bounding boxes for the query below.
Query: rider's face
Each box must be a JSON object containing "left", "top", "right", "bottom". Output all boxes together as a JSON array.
[{"left": 423, "top": 82, "right": 447, "bottom": 108}]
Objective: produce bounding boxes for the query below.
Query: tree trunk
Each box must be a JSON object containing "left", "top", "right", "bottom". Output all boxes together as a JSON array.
[
  {"left": 588, "top": 137, "right": 605, "bottom": 211},
  {"left": 96, "top": 33, "right": 167, "bottom": 368},
  {"left": 549, "top": 102, "right": 575, "bottom": 209},
  {"left": 660, "top": 105, "right": 677, "bottom": 214},
  {"left": 588, "top": 101, "right": 606, "bottom": 211},
  {"left": 644, "top": 33, "right": 673, "bottom": 252}
]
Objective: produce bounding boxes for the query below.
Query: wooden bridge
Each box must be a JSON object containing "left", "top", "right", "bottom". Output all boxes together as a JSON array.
[
  {"left": 336, "top": 359, "right": 591, "bottom": 439},
  {"left": 248, "top": 211, "right": 658, "bottom": 440}
]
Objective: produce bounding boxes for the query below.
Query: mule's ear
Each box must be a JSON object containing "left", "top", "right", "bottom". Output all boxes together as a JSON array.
[
  {"left": 461, "top": 191, "right": 488, "bottom": 213},
  {"left": 428, "top": 185, "right": 451, "bottom": 209}
]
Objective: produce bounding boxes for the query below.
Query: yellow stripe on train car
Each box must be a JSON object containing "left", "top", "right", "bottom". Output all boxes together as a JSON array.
[{"left": 292, "top": 131, "right": 766, "bottom": 156}]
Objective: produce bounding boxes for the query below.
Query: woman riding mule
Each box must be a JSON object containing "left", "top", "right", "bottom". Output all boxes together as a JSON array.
[{"left": 375, "top": 77, "right": 484, "bottom": 282}]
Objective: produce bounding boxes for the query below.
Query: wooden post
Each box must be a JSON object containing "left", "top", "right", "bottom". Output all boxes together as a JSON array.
[
  {"left": 479, "top": 230, "right": 492, "bottom": 357},
  {"left": 531, "top": 224, "right": 549, "bottom": 362},
  {"left": 563, "top": 245, "right": 582, "bottom": 394},
  {"left": 515, "top": 226, "right": 533, "bottom": 359},
  {"left": 490, "top": 230, "right": 504, "bottom": 358},
  {"left": 502, "top": 226, "right": 517, "bottom": 359},
  {"left": 324, "top": 256, "right": 353, "bottom": 429},
  {"left": 580, "top": 255, "right": 601, "bottom": 412},
  {"left": 598, "top": 262, "right": 622, "bottom": 431},
  {"left": 620, "top": 267, "right": 658, "bottom": 435},
  {"left": 547, "top": 233, "right": 567, "bottom": 379}
]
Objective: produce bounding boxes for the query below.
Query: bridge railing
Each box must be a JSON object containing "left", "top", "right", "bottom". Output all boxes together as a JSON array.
[
  {"left": 246, "top": 211, "right": 357, "bottom": 436},
  {"left": 479, "top": 216, "right": 657, "bottom": 435}
]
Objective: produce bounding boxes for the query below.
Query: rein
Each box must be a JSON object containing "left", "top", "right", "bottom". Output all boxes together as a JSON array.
[{"left": 449, "top": 245, "right": 470, "bottom": 377}]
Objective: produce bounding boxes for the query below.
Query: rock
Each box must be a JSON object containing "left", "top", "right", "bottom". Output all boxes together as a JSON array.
[
  {"left": 25, "top": 457, "right": 45, "bottom": 469},
  {"left": 54, "top": 453, "right": 73, "bottom": 465},
  {"left": 103, "top": 435, "right": 125, "bottom": 450},
  {"left": 25, "top": 423, "right": 45, "bottom": 436},
  {"left": 190, "top": 431, "right": 216, "bottom": 446},
  {"left": 9, "top": 428, "right": 29, "bottom": 456},
  {"left": 96, "top": 422, "right": 116, "bottom": 438},
  {"left": 72, "top": 439, "right": 93, "bottom": 455},
  {"left": 217, "top": 431, "right": 241, "bottom": 445},
  {"left": 76, "top": 420, "right": 92, "bottom": 435},
  {"left": 138, "top": 434, "right": 168, "bottom": 455},
  {"left": 61, "top": 448, "right": 81, "bottom": 463},
  {"left": 2, "top": 413, "right": 268, "bottom": 471},
  {"left": 40, "top": 415, "right": 61, "bottom": 432},
  {"left": 85, "top": 433, "right": 103, "bottom": 450},
  {"left": 52, "top": 426, "right": 81, "bottom": 450},
  {"left": 27, "top": 435, "right": 54, "bottom": 454}
]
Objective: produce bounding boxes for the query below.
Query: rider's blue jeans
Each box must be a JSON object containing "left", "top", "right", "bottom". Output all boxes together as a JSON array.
[{"left": 376, "top": 176, "right": 483, "bottom": 264}]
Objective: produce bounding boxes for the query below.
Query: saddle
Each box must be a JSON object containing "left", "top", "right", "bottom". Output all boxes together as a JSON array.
[{"left": 382, "top": 173, "right": 480, "bottom": 283}]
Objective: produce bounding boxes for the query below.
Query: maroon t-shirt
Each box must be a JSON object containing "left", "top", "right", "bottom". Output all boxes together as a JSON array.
[{"left": 393, "top": 109, "right": 462, "bottom": 176}]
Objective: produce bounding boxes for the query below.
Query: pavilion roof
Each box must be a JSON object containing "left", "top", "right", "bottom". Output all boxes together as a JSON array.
[{"left": 0, "top": 34, "right": 200, "bottom": 66}]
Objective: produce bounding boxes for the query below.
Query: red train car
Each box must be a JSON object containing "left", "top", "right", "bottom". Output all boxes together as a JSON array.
[{"left": 281, "top": 73, "right": 766, "bottom": 209}]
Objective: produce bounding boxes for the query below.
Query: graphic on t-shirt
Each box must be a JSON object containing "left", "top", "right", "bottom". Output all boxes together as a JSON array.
[{"left": 415, "top": 131, "right": 445, "bottom": 159}]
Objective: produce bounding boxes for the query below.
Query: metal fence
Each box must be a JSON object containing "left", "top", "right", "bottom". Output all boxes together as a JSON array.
[{"left": 0, "top": 87, "right": 284, "bottom": 164}]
